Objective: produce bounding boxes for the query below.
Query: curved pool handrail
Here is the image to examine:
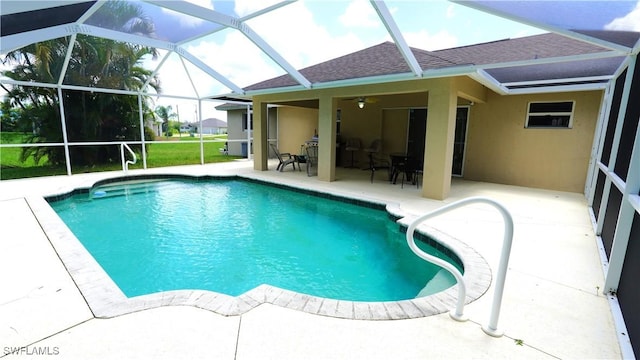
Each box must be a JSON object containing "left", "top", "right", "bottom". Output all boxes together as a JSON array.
[
  {"left": 406, "top": 218, "right": 467, "bottom": 322},
  {"left": 406, "top": 196, "right": 514, "bottom": 337},
  {"left": 120, "top": 142, "right": 137, "bottom": 173}
]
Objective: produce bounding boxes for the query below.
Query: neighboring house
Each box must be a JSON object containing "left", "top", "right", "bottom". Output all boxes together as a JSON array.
[
  {"left": 215, "top": 102, "right": 279, "bottom": 157},
  {"left": 145, "top": 118, "right": 162, "bottom": 137},
  {"left": 179, "top": 123, "right": 195, "bottom": 133},
  {"left": 198, "top": 118, "right": 227, "bottom": 135}
]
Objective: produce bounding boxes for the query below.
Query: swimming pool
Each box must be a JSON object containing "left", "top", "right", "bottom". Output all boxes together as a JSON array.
[{"left": 49, "top": 177, "right": 459, "bottom": 302}]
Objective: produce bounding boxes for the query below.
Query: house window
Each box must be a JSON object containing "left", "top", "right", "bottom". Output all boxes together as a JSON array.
[
  {"left": 525, "top": 101, "right": 574, "bottom": 128},
  {"left": 242, "top": 113, "right": 253, "bottom": 131}
]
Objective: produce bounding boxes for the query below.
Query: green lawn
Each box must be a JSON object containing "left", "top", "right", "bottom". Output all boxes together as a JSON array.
[{"left": 0, "top": 132, "right": 240, "bottom": 180}]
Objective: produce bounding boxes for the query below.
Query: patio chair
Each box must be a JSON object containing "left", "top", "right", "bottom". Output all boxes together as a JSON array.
[
  {"left": 305, "top": 143, "right": 319, "bottom": 176},
  {"left": 270, "top": 143, "right": 296, "bottom": 172},
  {"left": 293, "top": 144, "right": 307, "bottom": 172},
  {"left": 364, "top": 139, "right": 382, "bottom": 166},
  {"left": 389, "top": 153, "right": 408, "bottom": 184},
  {"left": 344, "top": 138, "right": 361, "bottom": 167},
  {"left": 363, "top": 139, "right": 388, "bottom": 182},
  {"left": 399, "top": 156, "right": 422, "bottom": 189}
]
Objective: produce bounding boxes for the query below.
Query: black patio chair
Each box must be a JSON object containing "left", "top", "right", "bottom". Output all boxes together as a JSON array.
[{"left": 270, "top": 143, "right": 296, "bottom": 172}]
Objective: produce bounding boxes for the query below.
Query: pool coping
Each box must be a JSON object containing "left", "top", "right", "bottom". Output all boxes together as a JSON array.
[{"left": 29, "top": 173, "right": 492, "bottom": 320}]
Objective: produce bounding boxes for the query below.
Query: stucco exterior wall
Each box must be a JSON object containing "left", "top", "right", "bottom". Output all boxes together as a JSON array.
[
  {"left": 382, "top": 108, "right": 410, "bottom": 155},
  {"left": 276, "top": 106, "right": 318, "bottom": 156},
  {"left": 252, "top": 77, "right": 601, "bottom": 194},
  {"left": 226, "top": 110, "right": 245, "bottom": 156},
  {"left": 226, "top": 107, "right": 278, "bottom": 157},
  {"left": 463, "top": 90, "right": 603, "bottom": 192},
  {"left": 338, "top": 103, "right": 383, "bottom": 166}
]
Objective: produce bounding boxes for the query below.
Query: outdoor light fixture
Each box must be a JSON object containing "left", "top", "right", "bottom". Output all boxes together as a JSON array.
[{"left": 347, "top": 96, "right": 377, "bottom": 108}]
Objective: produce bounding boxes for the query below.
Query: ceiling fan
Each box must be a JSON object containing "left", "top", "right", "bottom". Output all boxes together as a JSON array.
[{"left": 344, "top": 96, "right": 379, "bottom": 109}]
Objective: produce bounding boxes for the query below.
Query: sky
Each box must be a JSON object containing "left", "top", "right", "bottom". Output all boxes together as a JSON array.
[
  {"left": 3, "top": 0, "right": 640, "bottom": 123},
  {"left": 151, "top": 0, "right": 551, "bottom": 122},
  {"left": 150, "top": 0, "right": 640, "bottom": 123}
]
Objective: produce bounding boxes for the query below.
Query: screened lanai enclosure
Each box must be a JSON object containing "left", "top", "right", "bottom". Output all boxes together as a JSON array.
[{"left": 2, "top": 0, "right": 640, "bottom": 357}]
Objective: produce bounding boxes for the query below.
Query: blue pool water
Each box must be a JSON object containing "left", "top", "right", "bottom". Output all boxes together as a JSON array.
[{"left": 49, "top": 178, "right": 458, "bottom": 301}]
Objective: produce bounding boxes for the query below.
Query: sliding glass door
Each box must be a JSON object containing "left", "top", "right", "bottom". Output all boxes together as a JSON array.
[{"left": 407, "top": 107, "right": 468, "bottom": 176}]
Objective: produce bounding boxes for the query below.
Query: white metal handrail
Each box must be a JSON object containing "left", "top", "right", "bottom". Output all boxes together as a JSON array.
[
  {"left": 406, "top": 197, "right": 514, "bottom": 337},
  {"left": 120, "top": 143, "right": 137, "bottom": 173}
]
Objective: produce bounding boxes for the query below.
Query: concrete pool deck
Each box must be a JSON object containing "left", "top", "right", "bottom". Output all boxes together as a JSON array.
[{"left": 0, "top": 160, "right": 628, "bottom": 359}]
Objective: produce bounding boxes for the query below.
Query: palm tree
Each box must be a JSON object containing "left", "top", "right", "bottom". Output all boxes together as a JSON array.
[
  {"left": 154, "top": 105, "right": 177, "bottom": 136},
  {"left": 1, "top": 1, "right": 161, "bottom": 167}
]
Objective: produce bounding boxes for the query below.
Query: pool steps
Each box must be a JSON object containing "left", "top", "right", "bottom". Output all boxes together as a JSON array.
[{"left": 91, "top": 180, "right": 170, "bottom": 199}]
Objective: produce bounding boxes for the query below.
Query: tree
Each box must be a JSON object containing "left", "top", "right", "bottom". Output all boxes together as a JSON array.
[
  {"left": 0, "top": 100, "right": 22, "bottom": 132},
  {"left": 154, "top": 105, "right": 177, "bottom": 136},
  {"left": 1, "top": 1, "right": 160, "bottom": 167}
]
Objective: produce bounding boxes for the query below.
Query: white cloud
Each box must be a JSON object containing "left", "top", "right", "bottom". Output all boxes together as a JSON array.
[
  {"left": 186, "top": 30, "right": 282, "bottom": 89},
  {"left": 148, "top": 3, "right": 303, "bottom": 104},
  {"left": 244, "top": 1, "right": 369, "bottom": 68},
  {"left": 151, "top": 0, "right": 404, "bottom": 98},
  {"left": 145, "top": 53, "right": 196, "bottom": 97},
  {"left": 339, "top": 0, "right": 380, "bottom": 28},
  {"left": 142, "top": 51, "right": 228, "bottom": 121},
  {"left": 186, "top": 0, "right": 214, "bottom": 10},
  {"left": 234, "top": 0, "right": 283, "bottom": 17},
  {"left": 160, "top": 0, "right": 214, "bottom": 28},
  {"left": 605, "top": 1, "right": 640, "bottom": 31},
  {"left": 404, "top": 30, "right": 458, "bottom": 51},
  {"left": 446, "top": 4, "right": 455, "bottom": 19}
]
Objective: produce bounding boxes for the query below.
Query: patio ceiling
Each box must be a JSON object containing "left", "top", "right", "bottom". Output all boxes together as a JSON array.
[{"left": 1, "top": 0, "right": 639, "bottom": 101}]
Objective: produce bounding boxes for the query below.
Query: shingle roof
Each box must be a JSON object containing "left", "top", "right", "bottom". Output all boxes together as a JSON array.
[
  {"left": 244, "top": 32, "right": 635, "bottom": 92},
  {"left": 245, "top": 42, "right": 455, "bottom": 91},
  {"left": 201, "top": 118, "right": 227, "bottom": 127},
  {"left": 486, "top": 57, "right": 625, "bottom": 84},
  {"left": 432, "top": 32, "right": 608, "bottom": 66}
]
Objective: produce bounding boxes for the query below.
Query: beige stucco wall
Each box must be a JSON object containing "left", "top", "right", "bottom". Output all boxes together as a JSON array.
[
  {"left": 339, "top": 101, "right": 383, "bottom": 166},
  {"left": 276, "top": 106, "right": 318, "bottom": 155},
  {"left": 382, "top": 108, "right": 410, "bottom": 155},
  {"left": 464, "top": 90, "right": 603, "bottom": 192},
  {"left": 252, "top": 76, "right": 602, "bottom": 195}
]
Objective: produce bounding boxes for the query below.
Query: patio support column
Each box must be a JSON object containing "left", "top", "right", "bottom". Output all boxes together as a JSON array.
[
  {"left": 253, "top": 100, "right": 268, "bottom": 171},
  {"left": 317, "top": 95, "right": 336, "bottom": 181},
  {"left": 423, "top": 78, "right": 457, "bottom": 200}
]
